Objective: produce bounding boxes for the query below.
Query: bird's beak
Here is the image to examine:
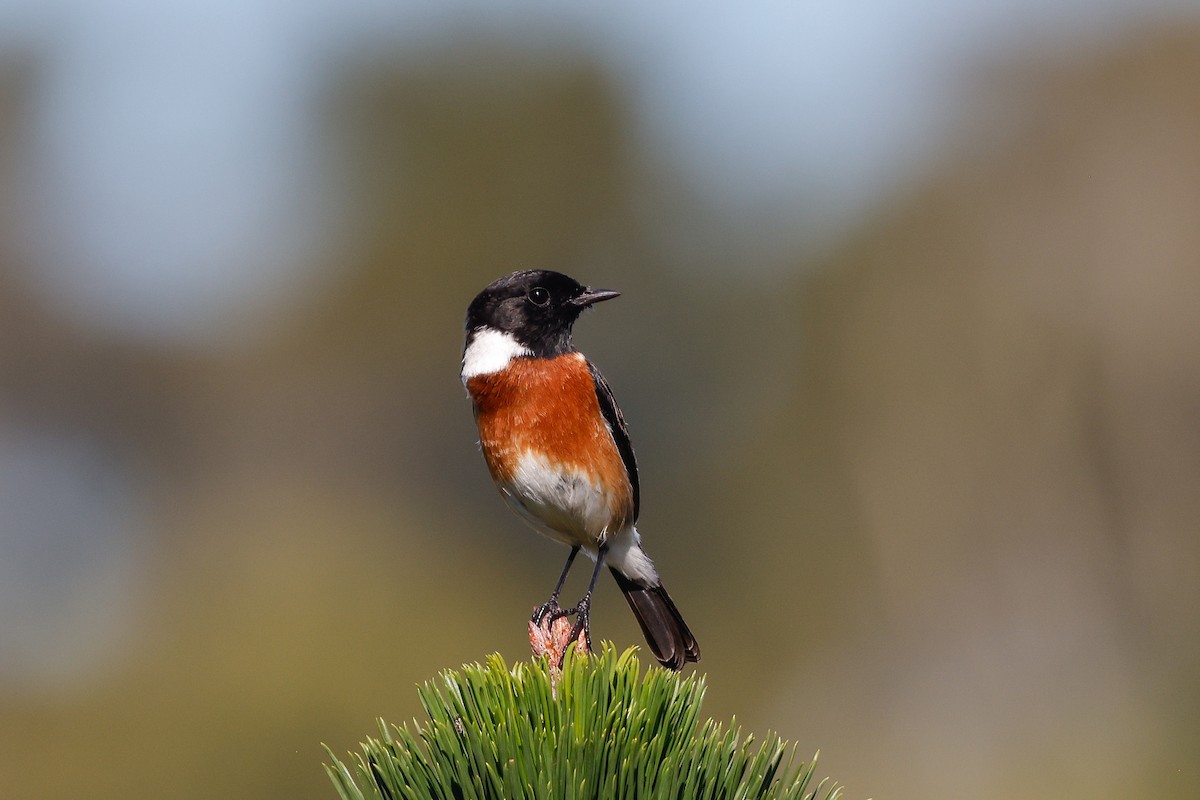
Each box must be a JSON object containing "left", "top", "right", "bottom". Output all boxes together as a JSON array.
[{"left": 571, "top": 288, "right": 621, "bottom": 307}]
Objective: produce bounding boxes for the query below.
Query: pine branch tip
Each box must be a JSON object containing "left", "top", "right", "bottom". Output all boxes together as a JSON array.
[{"left": 325, "top": 648, "right": 843, "bottom": 799}]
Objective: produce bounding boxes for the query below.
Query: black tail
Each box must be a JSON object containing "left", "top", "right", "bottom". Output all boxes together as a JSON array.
[{"left": 609, "top": 567, "right": 700, "bottom": 670}]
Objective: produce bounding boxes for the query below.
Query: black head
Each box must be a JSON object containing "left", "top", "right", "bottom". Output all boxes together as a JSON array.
[{"left": 464, "top": 270, "right": 620, "bottom": 357}]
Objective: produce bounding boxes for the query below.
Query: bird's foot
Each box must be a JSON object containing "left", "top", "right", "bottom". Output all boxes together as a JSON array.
[
  {"left": 559, "top": 595, "right": 592, "bottom": 669},
  {"left": 531, "top": 597, "right": 565, "bottom": 627}
]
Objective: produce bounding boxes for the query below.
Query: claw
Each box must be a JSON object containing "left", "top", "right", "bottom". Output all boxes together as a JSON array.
[
  {"left": 531, "top": 597, "right": 563, "bottom": 627},
  {"left": 562, "top": 595, "right": 592, "bottom": 666}
]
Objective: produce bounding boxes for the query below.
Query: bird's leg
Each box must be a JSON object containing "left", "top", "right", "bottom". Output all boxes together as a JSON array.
[
  {"left": 561, "top": 544, "right": 608, "bottom": 665},
  {"left": 532, "top": 546, "right": 580, "bottom": 625}
]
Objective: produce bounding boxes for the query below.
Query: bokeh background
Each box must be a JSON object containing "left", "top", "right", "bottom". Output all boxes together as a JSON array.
[{"left": 2, "top": 2, "right": 1199, "bottom": 798}]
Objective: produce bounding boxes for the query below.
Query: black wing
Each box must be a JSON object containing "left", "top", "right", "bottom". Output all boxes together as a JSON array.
[{"left": 587, "top": 360, "right": 640, "bottom": 520}]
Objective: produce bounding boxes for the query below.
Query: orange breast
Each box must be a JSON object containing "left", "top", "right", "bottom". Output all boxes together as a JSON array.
[{"left": 466, "top": 354, "right": 634, "bottom": 529}]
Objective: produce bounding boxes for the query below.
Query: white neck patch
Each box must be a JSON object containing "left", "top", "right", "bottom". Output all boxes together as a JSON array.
[{"left": 461, "top": 327, "right": 531, "bottom": 381}]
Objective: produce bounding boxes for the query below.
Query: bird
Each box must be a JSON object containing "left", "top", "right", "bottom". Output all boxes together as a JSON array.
[{"left": 461, "top": 269, "right": 699, "bottom": 670}]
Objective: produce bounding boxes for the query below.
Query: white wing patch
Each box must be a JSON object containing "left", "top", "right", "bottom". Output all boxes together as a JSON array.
[{"left": 461, "top": 327, "right": 531, "bottom": 381}]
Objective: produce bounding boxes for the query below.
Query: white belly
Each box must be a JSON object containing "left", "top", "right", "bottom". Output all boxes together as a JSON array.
[{"left": 498, "top": 450, "right": 617, "bottom": 547}]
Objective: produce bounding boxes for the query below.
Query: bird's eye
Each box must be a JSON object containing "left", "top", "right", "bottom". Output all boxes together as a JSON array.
[{"left": 528, "top": 287, "right": 550, "bottom": 306}]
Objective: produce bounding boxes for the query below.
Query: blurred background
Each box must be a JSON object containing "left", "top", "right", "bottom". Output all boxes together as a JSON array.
[{"left": 1, "top": 2, "right": 1198, "bottom": 798}]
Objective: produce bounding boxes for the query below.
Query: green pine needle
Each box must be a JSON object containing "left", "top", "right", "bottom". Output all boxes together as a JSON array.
[{"left": 324, "top": 644, "right": 843, "bottom": 800}]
